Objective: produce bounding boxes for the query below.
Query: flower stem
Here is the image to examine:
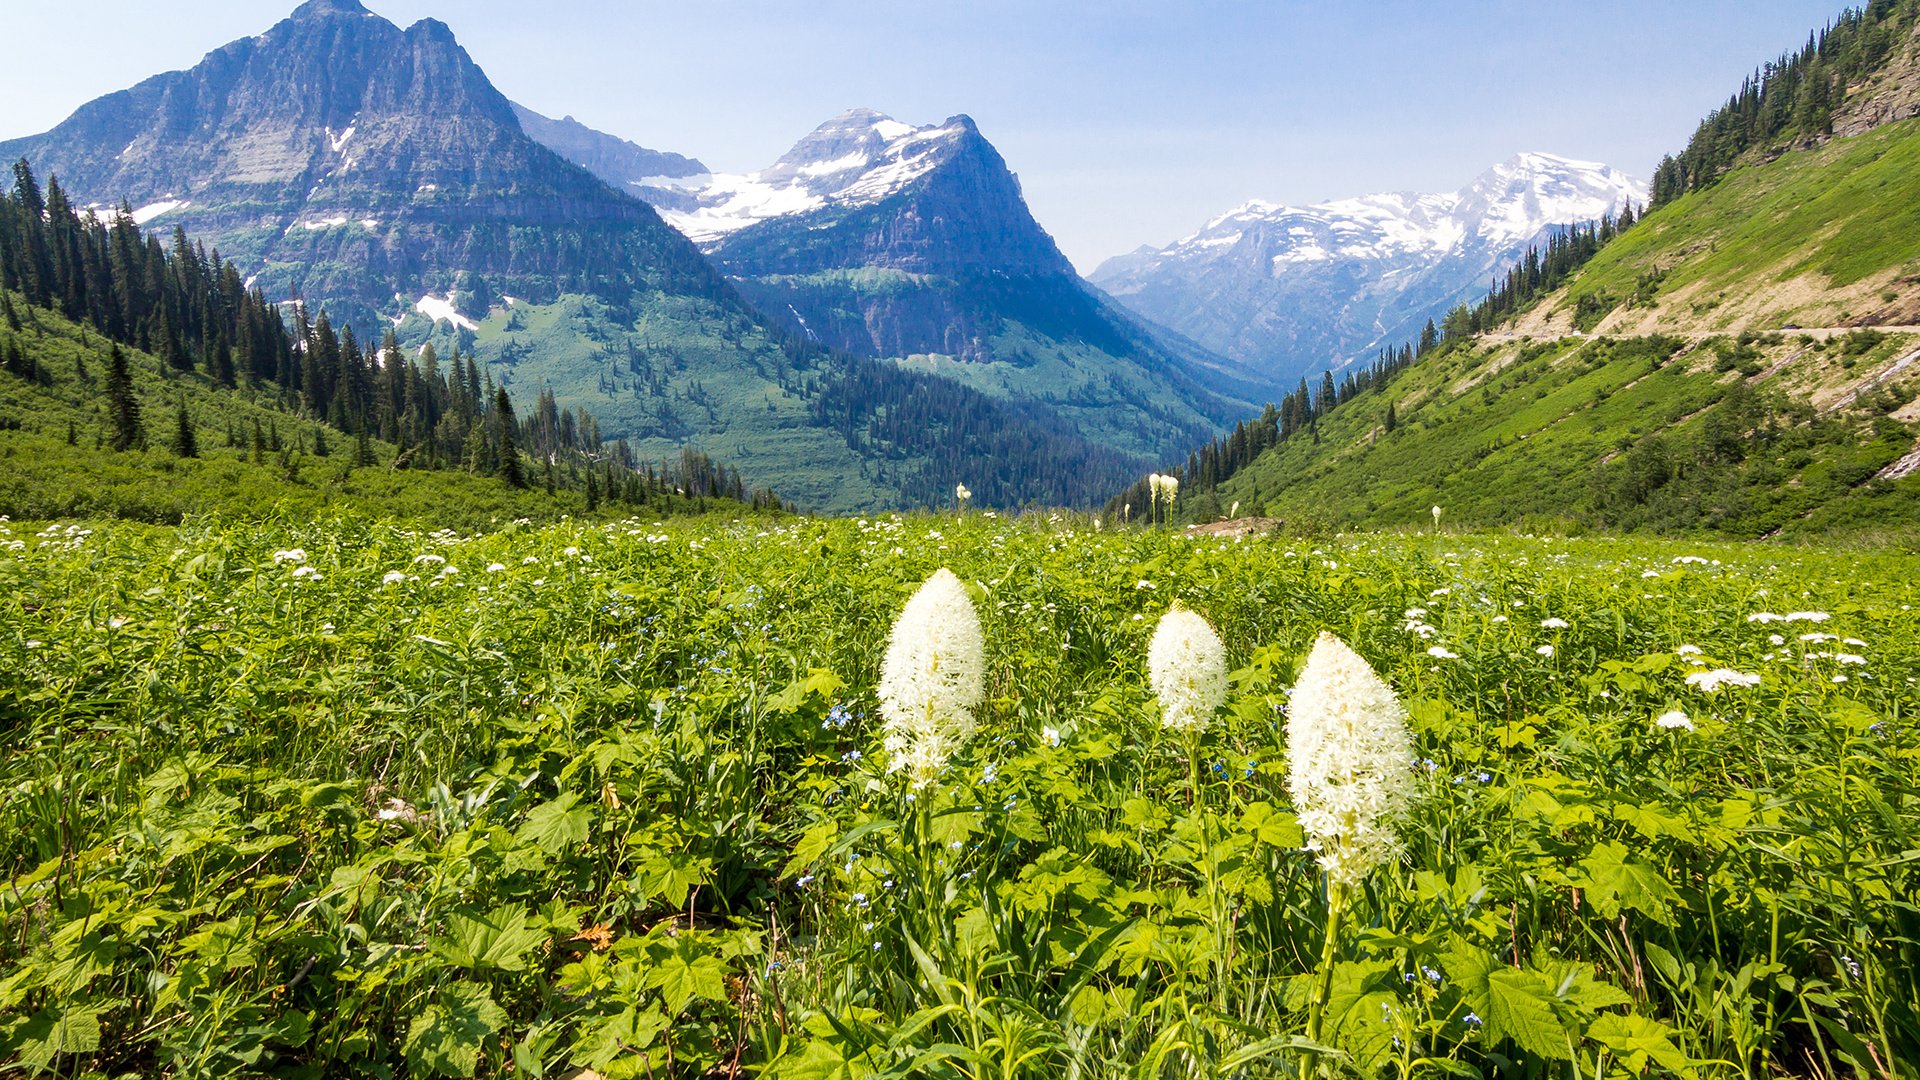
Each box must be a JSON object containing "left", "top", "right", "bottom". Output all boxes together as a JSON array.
[{"left": 1304, "top": 879, "right": 1347, "bottom": 1075}]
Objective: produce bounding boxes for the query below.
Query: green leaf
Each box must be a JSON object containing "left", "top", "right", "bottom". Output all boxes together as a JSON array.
[
  {"left": 431, "top": 905, "right": 548, "bottom": 972},
  {"left": 571, "top": 1006, "right": 669, "bottom": 1071},
  {"left": 9, "top": 1005, "right": 101, "bottom": 1071},
  {"left": 515, "top": 793, "right": 590, "bottom": 855},
  {"left": 1579, "top": 841, "right": 1681, "bottom": 925},
  {"left": 1238, "top": 801, "right": 1304, "bottom": 847},
  {"left": 1589, "top": 1012, "right": 1689, "bottom": 1073},
  {"left": 1482, "top": 969, "right": 1574, "bottom": 1061},
  {"left": 632, "top": 850, "right": 712, "bottom": 907},
  {"left": 784, "top": 821, "right": 839, "bottom": 878},
  {"left": 404, "top": 982, "right": 506, "bottom": 1078},
  {"left": 767, "top": 668, "right": 846, "bottom": 714},
  {"left": 647, "top": 935, "right": 729, "bottom": 1013}
]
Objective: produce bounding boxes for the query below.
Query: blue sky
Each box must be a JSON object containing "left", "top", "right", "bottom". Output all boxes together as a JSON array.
[{"left": 3, "top": 0, "right": 1848, "bottom": 270}]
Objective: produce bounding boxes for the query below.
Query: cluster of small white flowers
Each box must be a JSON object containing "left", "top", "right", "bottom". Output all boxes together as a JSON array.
[
  {"left": 1656, "top": 710, "right": 1696, "bottom": 732},
  {"left": 1685, "top": 668, "right": 1762, "bottom": 692},
  {"left": 1287, "top": 633, "right": 1419, "bottom": 888},
  {"left": 1147, "top": 473, "right": 1180, "bottom": 507},
  {"left": 1539, "top": 617, "right": 1568, "bottom": 629},
  {"left": 878, "top": 569, "right": 986, "bottom": 788},
  {"left": 271, "top": 548, "right": 307, "bottom": 563},
  {"left": 1148, "top": 607, "right": 1228, "bottom": 733}
]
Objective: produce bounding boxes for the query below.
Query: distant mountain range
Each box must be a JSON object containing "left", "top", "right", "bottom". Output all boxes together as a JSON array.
[
  {"left": 1090, "top": 154, "right": 1646, "bottom": 382},
  {"left": 0, "top": 0, "right": 1233, "bottom": 510},
  {"left": 605, "top": 107, "right": 1261, "bottom": 460}
]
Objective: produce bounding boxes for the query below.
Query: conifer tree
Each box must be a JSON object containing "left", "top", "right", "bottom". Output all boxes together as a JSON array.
[
  {"left": 173, "top": 401, "right": 198, "bottom": 458},
  {"left": 495, "top": 387, "right": 527, "bottom": 489},
  {"left": 105, "top": 344, "right": 142, "bottom": 451}
]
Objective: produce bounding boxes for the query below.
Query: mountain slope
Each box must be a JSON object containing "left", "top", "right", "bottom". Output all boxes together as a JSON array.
[
  {"left": 636, "top": 109, "right": 1261, "bottom": 462},
  {"left": 1138, "top": 114, "right": 1920, "bottom": 539},
  {"left": 1090, "top": 154, "right": 1644, "bottom": 383},
  {"left": 511, "top": 104, "right": 707, "bottom": 190},
  {"left": 0, "top": 2, "right": 1141, "bottom": 511}
]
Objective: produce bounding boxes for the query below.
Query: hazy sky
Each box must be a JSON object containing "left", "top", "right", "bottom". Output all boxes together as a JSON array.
[{"left": 2, "top": 0, "right": 1846, "bottom": 271}]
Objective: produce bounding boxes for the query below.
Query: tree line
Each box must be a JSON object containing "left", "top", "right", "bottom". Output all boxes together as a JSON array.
[
  {"left": 1650, "top": 0, "right": 1918, "bottom": 206},
  {"left": 0, "top": 158, "right": 780, "bottom": 509}
]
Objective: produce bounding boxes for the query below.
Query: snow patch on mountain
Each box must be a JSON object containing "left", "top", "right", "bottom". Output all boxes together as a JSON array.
[
  {"left": 415, "top": 293, "right": 477, "bottom": 332},
  {"left": 638, "top": 108, "right": 971, "bottom": 244},
  {"left": 83, "top": 200, "right": 190, "bottom": 227}
]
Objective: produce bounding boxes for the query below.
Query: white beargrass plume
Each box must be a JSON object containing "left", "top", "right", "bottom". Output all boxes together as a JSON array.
[
  {"left": 1148, "top": 606, "right": 1228, "bottom": 733},
  {"left": 878, "top": 568, "right": 985, "bottom": 788},
  {"left": 1286, "top": 632, "right": 1419, "bottom": 888}
]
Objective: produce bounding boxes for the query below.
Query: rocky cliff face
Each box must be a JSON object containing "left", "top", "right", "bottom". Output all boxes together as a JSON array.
[
  {"left": 0, "top": 0, "right": 698, "bottom": 324},
  {"left": 510, "top": 104, "right": 707, "bottom": 190},
  {"left": 1090, "top": 153, "right": 1646, "bottom": 383},
  {"left": 632, "top": 109, "right": 1259, "bottom": 458}
]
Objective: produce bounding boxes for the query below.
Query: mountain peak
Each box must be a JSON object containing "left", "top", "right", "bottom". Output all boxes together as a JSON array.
[{"left": 289, "top": 0, "right": 375, "bottom": 20}]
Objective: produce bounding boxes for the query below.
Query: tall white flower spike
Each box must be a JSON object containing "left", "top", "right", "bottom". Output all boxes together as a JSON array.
[
  {"left": 878, "top": 569, "right": 986, "bottom": 787},
  {"left": 1148, "top": 607, "right": 1228, "bottom": 733},
  {"left": 1286, "top": 632, "right": 1419, "bottom": 887}
]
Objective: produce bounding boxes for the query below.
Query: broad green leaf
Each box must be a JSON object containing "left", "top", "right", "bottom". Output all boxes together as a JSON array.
[
  {"left": 1589, "top": 1012, "right": 1689, "bottom": 1072},
  {"left": 404, "top": 982, "right": 506, "bottom": 1078},
  {"left": 431, "top": 905, "right": 547, "bottom": 972},
  {"left": 1482, "top": 969, "right": 1574, "bottom": 1061},
  {"left": 572, "top": 1006, "right": 669, "bottom": 1071},
  {"left": 1239, "top": 801, "right": 1304, "bottom": 847},
  {"left": 515, "top": 793, "right": 590, "bottom": 855},
  {"left": 1579, "top": 841, "right": 1681, "bottom": 925},
  {"left": 632, "top": 850, "right": 712, "bottom": 906},
  {"left": 646, "top": 936, "right": 729, "bottom": 1013},
  {"left": 9, "top": 1005, "right": 101, "bottom": 1071},
  {"left": 784, "top": 821, "right": 839, "bottom": 878}
]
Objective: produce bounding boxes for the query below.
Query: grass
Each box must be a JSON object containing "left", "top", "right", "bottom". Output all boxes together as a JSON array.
[
  {"left": 1191, "top": 332, "right": 1920, "bottom": 543},
  {"left": 1565, "top": 118, "right": 1920, "bottom": 321},
  {"left": 2, "top": 512, "right": 1915, "bottom": 1076}
]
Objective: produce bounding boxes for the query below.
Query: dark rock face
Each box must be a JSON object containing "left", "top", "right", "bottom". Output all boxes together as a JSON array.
[
  {"left": 707, "top": 119, "right": 1076, "bottom": 280},
  {"left": 0, "top": 1, "right": 701, "bottom": 321},
  {"left": 648, "top": 109, "right": 1263, "bottom": 452}
]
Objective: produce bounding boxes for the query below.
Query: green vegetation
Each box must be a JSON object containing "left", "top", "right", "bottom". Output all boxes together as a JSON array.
[
  {"left": 2, "top": 514, "right": 1914, "bottom": 1076},
  {"left": 1566, "top": 117, "right": 1920, "bottom": 325},
  {"left": 0, "top": 294, "right": 776, "bottom": 528},
  {"left": 1169, "top": 332, "right": 1920, "bottom": 540}
]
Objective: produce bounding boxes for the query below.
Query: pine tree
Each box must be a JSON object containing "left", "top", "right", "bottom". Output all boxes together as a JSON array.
[
  {"left": 313, "top": 428, "right": 329, "bottom": 457},
  {"left": 585, "top": 468, "right": 600, "bottom": 511},
  {"left": 173, "top": 401, "right": 198, "bottom": 458},
  {"left": 105, "top": 345, "right": 142, "bottom": 451},
  {"left": 252, "top": 418, "right": 266, "bottom": 464},
  {"left": 495, "top": 387, "right": 527, "bottom": 489},
  {"left": 1385, "top": 402, "right": 1397, "bottom": 434}
]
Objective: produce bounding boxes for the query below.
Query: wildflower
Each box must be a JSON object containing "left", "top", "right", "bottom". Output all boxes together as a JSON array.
[
  {"left": 878, "top": 569, "right": 986, "bottom": 787},
  {"left": 1287, "top": 633, "right": 1419, "bottom": 887},
  {"left": 1536, "top": 645, "right": 1554, "bottom": 657},
  {"left": 1148, "top": 607, "right": 1228, "bottom": 733},
  {"left": 1148, "top": 473, "right": 1180, "bottom": 508},
  {"left": 382, "top": 570, "right": 406, "bottom": 585},
  {"left": 1041, "top": 725, "right": 1061, "bottom": 748},
  {"left": 1785, "top": 611, "right": 1830, "bottom": 623},
  {"left": 955, "top": 483, "right": 972, "bottom": 506},
  {"left": 1686, "top": 669, "right": 1761, "bottom": 692},
  {"left": 413, "top": 553, "right": 445, "bottom": 566},
  {"left": 1656, "top": 710, "right": 1695, "bottom": 731},
  {"left": 1431, "top": 505, "right": 1442, "bottom": 526},
  {"left": 1426, "top": 645, "right": 1458, "bottom": 660},
  {"left": 1540, "top": 617, "right": 1568, "bottom": 629},
  {"left": 272, "top": 548, "right": 307, "bottom": 563},
  {"left": 486, "top": 563, "right": 507, "bottom": 573}
]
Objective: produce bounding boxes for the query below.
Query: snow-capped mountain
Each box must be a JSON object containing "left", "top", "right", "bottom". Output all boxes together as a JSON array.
[
  {"left": 1091, "top": 153, "right": 1647, "bottom": 382},
  {"left": 627, "top": 108, "right": 1258, "bottom": 461},
  {"left": 636, "top": 109, "right": 982, "bottom": 246}
]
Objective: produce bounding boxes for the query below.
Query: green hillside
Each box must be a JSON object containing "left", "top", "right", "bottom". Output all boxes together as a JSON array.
[
  {"left": 1170, "top": 329, "right": 1920, "bottom": 540},
  {"left": 1544, "top": 117, "right": 1920, "bottom": 335},
  {"left": 0, "top": 294, "right": 763, "bottom": 528},
  {"left": 1143, "top": 34, "right": 1920, "bottom": 544}
]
